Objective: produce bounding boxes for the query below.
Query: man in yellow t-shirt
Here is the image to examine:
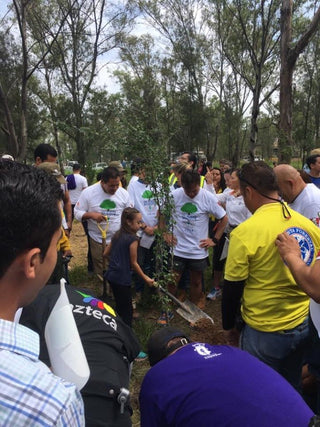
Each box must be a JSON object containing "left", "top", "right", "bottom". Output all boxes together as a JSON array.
[{"left": 222, "top": 161, "right": 320, "bottom": 391}]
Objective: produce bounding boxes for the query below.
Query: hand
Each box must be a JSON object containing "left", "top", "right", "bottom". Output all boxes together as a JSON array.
[
  {"left": 144, "top": 226, "right": 155, "bottom": 236},
  {"left": 164, "top": 232, "right": 177, "bottom": 246},
  {"left": 275, "top": 232, "right": 300, "bottom": 261},
  {"left": 205, "top": 168, "right": 213, "bottom": 185},
  {"left": 146, "top": 277, "right": 155, "bottom": 287},
  {"left": 90, "top": 212, "right": 107, "bottom": 223},
  {"left": 64, "top": 228, "right": 70, "bottom": 238},
  {"left": 199, "top": 238, "right": 215, "bottom": 249}
]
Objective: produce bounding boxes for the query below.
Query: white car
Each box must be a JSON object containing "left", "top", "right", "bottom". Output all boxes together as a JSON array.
[{"left": 93, "top": 162, "right": 107, "bottom": 170}]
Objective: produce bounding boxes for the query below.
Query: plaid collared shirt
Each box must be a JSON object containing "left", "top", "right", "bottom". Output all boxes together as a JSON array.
[{"left": 0, "top": 318, "right": 84, "bottom": 426}]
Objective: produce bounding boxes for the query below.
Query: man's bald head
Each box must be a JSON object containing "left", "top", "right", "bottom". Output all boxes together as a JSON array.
[{"left": 274, "top": 164, "right": 306, "bottom": 203}]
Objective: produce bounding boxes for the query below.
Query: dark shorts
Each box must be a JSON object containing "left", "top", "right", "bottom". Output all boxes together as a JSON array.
[{"left": 172, "top": 256, "right": 209, "bottom": 273}]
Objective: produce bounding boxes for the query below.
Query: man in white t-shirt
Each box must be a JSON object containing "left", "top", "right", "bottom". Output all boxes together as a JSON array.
[
  {"left": 274, "top": 164, "right": 320, "bottom": 226},
  {"left": 68, "top": 163, "right": 88, "bottom": 219},
  {"left": 164, "top": 170, "right": 227, "bottom": 312},
  {"left": 74, "top": 167, "right": 132, "bottom": 277}
]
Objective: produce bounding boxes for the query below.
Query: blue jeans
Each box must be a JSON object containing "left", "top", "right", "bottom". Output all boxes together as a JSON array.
[{"left": 240, "top": 317, "right": 310, "bottom": 391}]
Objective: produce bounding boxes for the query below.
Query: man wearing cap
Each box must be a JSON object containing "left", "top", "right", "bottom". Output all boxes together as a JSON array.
[
  {"left": 34, "top": 143, "right": 73, "bottom": 236},
  {"left": 74, "top": 166, "right": 133, "bottom": 278},
  {"left": 109, "top": 160, "right": 127, "bottom": 188},
  {"left": 139, "top": 328, "right": 315, "bottom": 426}
]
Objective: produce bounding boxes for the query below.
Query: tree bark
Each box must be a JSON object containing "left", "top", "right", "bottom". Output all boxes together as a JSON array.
[{"left": 279, "top": 0, "right": 320, "bottom": 163}]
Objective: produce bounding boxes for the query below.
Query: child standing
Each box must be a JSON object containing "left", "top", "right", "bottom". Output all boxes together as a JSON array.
[{"left": 104, "top": 207, "right": 155, "bottom": 328}]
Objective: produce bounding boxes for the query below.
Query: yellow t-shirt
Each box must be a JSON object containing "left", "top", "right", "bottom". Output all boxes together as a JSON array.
[{"left": 225, "top": 202, "right": 320, "bottom": 332}]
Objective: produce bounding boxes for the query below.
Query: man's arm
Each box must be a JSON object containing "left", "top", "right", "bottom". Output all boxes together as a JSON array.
[
  {"left": 222, "top": 279, "right": 245, "bottom": 346},
  {"left": 276, "top": 231, "right": 320, "bottom": 302}
]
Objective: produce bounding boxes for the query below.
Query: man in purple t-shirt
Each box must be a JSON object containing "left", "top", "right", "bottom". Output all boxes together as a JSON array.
[{"left": 140, "top": 327, "right": 315, "bottom": 427}]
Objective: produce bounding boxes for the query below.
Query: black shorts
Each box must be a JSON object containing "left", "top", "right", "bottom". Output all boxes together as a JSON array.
[{"left": 172, "top": 255, "right": 209, "bottom": 273}]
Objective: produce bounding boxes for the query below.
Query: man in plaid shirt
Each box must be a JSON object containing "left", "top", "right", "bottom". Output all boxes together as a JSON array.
[{"left": 0, "top": 159, "right": 84, "bottom": 426}]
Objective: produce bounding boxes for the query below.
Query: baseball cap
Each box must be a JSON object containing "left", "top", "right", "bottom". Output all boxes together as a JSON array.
[
  {"left": 38, "top": 162, "right": 66, "bottom": 184},
  {"left": 108, "top": 161, "right": 125, "bottom": 172},
  {"left": 147, "top": 327, "right": 190, "bottom": 367}
]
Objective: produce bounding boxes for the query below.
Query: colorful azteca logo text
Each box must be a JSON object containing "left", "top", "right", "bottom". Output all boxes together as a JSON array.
[
  {"left": 73, "top": 291, "right": 117, "bottom": 331},
  {"left": 286, "top": 227, "right": 315, "bottom": 266}
]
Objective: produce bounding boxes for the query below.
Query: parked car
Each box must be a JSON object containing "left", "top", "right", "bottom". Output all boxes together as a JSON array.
[{"left": 93, "top": 162, "right": 107, "bottom": 171}]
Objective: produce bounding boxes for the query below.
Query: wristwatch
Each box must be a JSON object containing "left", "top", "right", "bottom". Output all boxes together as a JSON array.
[{"left": 212, "top": 237, "right": 219, "bottom": 244}]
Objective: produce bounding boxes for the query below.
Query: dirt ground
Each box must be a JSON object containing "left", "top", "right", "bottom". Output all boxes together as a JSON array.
[
  {"left": 69, "top": 221, "right": 228, "bottom": 424},
  {"left": 69, "top": 221, "right": 227, "bottom": 344}
]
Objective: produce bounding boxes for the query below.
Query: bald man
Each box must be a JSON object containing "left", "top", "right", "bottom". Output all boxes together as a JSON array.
[{"left": 274, "top": 164, "right": 320, "bottom": 227}]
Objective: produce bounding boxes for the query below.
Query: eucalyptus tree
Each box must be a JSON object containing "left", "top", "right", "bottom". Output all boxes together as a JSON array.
[
  {"left": 28, "top": 0, "right": 134, "bottom": 168},
  {"left": 213, "top": 0, "right": 281, "bottom": 160},
  {"left": 137, "top": 0, "right": 216, "bottom": 153},
  {"left": 115, "top": 34, "right": 165, "bottom": 158},
  {"left": 279, "top": 0, "right": 320, "bottom": 162},
  {"left": 0, "top": 0, "right": 70, "bottom": 160},
  {"left": 292, "top": 32, "right": 320, "bottom": 161}
]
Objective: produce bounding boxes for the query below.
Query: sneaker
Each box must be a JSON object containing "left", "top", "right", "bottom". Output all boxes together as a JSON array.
[
  {"left": 135, "top": 351, "right": 148, "bottom": 362},
  {"left": 157, "top": 311, "right": 174, "bottom": 326},
  {"left": 206, "top": 288, "right": 222, "bottom": 300}
]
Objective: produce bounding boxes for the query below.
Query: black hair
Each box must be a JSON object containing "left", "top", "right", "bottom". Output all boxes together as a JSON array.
[
  {"left": 0, "top": 160, "right": 63, "bottom": 279},
  {"left": 101, "top": 166, "right": 120, "bottom": 182},
  {"left": 34, "top": 143, "right": 58, "bottom": 161},
  {"left": 306, "top": 154, "right": 320, "bottom": 168},
  {"left": 211, "top": 167, "right": 226, "bottom": 191},
  {"left": 181, "top": 151, "right": 197, "bottom": 170},
  {"left": 112, "top": 207, "right": 140, "bottom": 241},
  {"left": 239, "top": 161, "right": 278, "bottom": 194},
  {"left": 131, "top": 158, "right": 143, "bottom": 175},
  {"left": 73, "top": 163, "right": 81, "bottom": 171},
  {"left": 230, "top": 167, "right": 240, "bottom": 177},
  {"left": 181, "top": 169, "right": 201, "bottom": 188}
]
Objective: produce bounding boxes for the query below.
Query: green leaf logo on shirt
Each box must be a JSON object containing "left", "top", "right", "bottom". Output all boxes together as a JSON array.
[
  {"left": 181, "top": 202, "right": 197, "bottom": 214},
  {"left": 142, "top": 190, "right": 154, "bottom": 199},
  {"left": 100, "top": 200, "right": 116, "bottom": 210}
]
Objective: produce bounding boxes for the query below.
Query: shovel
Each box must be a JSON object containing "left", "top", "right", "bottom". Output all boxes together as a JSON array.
[
  {"left": 97, "top": 216, "right": 109, "bottom": 299},
  {"left": 158, "top": 284, "right": 214, "bottom": 325}
]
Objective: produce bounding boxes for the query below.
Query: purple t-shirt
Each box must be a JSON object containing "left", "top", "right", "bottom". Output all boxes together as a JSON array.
[{"left": 140, "top": 343, "right": 313, "bottom": 426}]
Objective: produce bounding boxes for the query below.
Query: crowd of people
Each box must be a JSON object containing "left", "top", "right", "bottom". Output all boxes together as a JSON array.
[{"left": 2, "top": 145, "right": 320, "bottom": 425}]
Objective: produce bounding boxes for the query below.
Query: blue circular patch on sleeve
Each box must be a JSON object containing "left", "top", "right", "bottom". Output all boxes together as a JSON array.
[{"left": 286, "top": 227, "right": 315, "bottom": 266}]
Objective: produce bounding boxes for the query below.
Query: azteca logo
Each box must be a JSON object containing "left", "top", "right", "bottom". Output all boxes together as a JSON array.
[
  {"left": 76, "top": 291, "right": 116, "bottom": 317},
  {"left": 286, "top": 227, "right": 315, "bottom": 266}
]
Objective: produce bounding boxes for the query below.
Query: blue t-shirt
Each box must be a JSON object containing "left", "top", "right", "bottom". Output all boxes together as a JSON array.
[
  {"left": 140, "top": 343, "right": 313, "bottom": 426},
  {"left": 106, "top": 232, "right": 138, "bottom": 286},
  {"left": 309, "top": 175, "right": 320, "bottom": 189}
]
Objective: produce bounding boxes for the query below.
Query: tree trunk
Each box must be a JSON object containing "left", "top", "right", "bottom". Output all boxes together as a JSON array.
[
  {"left": 279, "top": 0, "right": 293, "bottom": 163},
  {"left": 0, "top": 82, "right": 19, "bottom": 157}
]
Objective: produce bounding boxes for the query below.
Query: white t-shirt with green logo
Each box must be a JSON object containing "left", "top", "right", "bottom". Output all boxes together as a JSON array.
[
  {"left": 172, "top": 187, "right": 226, "bottom": 259},
  {"left": 127, "top": 180, "right": 158, "bottom": 227},
  {"left": 74, "top": 182, "right": 133, "bottom": 243}
]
